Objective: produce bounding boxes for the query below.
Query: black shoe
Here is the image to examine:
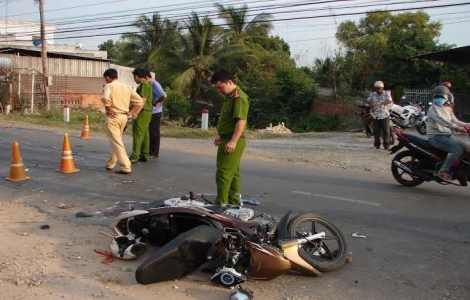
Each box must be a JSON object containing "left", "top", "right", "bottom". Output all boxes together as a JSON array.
[
  {"left": 138, "top": 157, "right": 148, "bottom": 162},
  {"left": 129, "top": 158, "right": 139, "bottom": 164},
  {"left": 114, "top": 170, "right": 131, "bottom": 175}
]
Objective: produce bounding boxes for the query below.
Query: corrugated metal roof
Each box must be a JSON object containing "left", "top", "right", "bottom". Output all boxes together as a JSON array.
[
  {"left": 0, "top": 46, "right": 110, "bottom": 61},
  {"left": 409, "top": 45, "right": 470, "bottom": 64}
]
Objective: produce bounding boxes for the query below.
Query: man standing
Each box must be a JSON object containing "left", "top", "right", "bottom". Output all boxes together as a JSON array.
[
  {"left": 129, "top": 68, "right": 153, "bottom": 163},
  {"left": 145, "top": 70, "right": 167, "bottom": 159},
  {"left": 210, "top": 70, "right": 249, "bottom": 207},
  {"left": 102, "top": 68, "right": 143, "bottom": 175},
  {"left": 367, "top": 80, "right": 393, "bottom": 150}
]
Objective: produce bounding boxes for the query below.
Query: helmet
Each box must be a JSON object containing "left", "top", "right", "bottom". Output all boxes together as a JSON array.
[
  {"left": 111, "top": 235, "right": 147, "bottom": 260},
  {"left": 442, "top": 81, "right": 452, "bottom": 89},
  {"left": 373, "top": 81, "right": 384, "bottom": 89},
  {"left": 434, "top": 85, "right": 450, "bottom": 96}
]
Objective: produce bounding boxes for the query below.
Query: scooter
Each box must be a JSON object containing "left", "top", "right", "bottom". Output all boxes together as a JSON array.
[
  {"left": 109, "top": 193, "right": 349, "bottom": 285},
  {"left": 390, "top": 128, "right": 470, "bottom": 187}
]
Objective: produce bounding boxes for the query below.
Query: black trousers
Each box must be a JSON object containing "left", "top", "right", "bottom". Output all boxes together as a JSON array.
[
  {"left": 372, "top": 117, "right": 391, "bottom": 148},
  {"left": 149, "top": 112, "right": 162, "bottom": 157}
]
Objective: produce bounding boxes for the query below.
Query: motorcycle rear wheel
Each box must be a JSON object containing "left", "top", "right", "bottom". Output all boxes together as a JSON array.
[
  {"left": 287, "top": 213, "right": 349, "bottom": 272},
  {"left": 391, "top": 150, "right": 426, "bottom": 187}
]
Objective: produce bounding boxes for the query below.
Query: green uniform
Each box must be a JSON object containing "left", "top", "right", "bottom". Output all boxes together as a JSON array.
[
  {"left": 130, "top": 80, "right": 153, "bottom": 160},
  {"left": 215, "top": 87, "right": 249, "bottom": 206}
]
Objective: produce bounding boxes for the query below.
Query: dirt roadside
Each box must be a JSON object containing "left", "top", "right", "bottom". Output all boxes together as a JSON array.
[{"left": 0, "top": 120, "right": 392, "bottom": 300}]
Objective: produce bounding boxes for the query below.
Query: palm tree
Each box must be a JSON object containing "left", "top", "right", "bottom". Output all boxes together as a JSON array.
[
  {"left": 215, "top": 3, "right": 273, "bottom": 45},
  {"left": 122, "top": 13, "right": 180, "bottom": 68},
  {"left": 149, "top": 12, "right": 221, "bottom": 101}
]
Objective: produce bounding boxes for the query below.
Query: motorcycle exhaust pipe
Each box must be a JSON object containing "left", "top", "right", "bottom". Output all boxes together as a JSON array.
[{"left": 393, "top": 160, "right": 414, "bottom": 175}]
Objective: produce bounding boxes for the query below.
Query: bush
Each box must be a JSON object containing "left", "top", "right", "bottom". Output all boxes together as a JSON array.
[
  {"left": 163, "top": 88, "right": 191, "bottom": 122},
  {"left": 291, "top": 114, "right": 341, "bottom": 132}
]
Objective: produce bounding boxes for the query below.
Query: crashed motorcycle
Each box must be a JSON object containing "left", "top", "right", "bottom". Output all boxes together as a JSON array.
[
  {"left": 110, "top": 193, "right": 349, "bottom": 285},
  {"left": 389, "top": 101, "right": 427, "bottom": 135},
  {"left": 390, "top": 128, "right": 470, "bottom": 187},
  {"left": 208, "top": 210, "right": 349, "bottom": 287}
]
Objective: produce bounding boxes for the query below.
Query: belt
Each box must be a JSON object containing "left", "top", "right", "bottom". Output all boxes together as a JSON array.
[{"left": 219, "top": 133, "right": 245, "bottom": 140}]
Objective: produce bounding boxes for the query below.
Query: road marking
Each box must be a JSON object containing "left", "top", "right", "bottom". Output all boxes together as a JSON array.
[{"left": 293, "top": 191, "right": 381, "bottom": 207}]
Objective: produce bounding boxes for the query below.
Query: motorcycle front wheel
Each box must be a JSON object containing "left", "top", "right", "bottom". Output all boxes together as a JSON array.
[
  {"left": 288, "top": 213, "right": 349, "bottom": 272},
  {"left": 391, "top": 150, "right": 425, "bottom": 187},
  {"left": 416, "top": 122, "right": 427, "bottom": 135}
]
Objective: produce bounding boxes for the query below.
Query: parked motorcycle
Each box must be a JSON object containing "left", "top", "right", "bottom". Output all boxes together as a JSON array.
[
  {"left": 110, "top": 193, "right": 349, "bottom": 285},
  {"left": 390, "top": 128, "right": 470, "bottom": 187},
  {"left": 389, "top": 101, "right": 427, "bottom": 135}
]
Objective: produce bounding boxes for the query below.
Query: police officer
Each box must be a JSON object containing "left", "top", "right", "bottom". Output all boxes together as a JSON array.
[
  {"left": 211, "top": 70, "right": 250, "bottom": 207},
  {"left": 129, "top": 68, "right": 153, "bottom": 163},
  {"left": 102, "top": 68, "right": 143, "bottom": 175}
]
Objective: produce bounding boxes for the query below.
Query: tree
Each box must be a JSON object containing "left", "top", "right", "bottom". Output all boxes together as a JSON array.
[
  {"left": 98, "top": 39, "right": 134, "bottom": 65},
  {"left": 335, "top": 10, "right": 450, "bottom": 89},
  {"left": 122, "top": 13, "right": 181, "bottom": 68},
  {"left": 215, "top": 3, "right": 273, "bottom": 46},
  {"left": 149, "top": 12, "right": 220, "bottom": 101}
]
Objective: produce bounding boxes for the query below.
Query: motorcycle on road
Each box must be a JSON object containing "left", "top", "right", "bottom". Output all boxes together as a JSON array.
[{"left": 390, "top": 128, "right": 470, "bottom": 187}]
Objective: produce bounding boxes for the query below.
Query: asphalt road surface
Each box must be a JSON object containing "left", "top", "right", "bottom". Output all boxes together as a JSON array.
[{"left": 1, "top": 124, "right": 469, "bottom": 300}]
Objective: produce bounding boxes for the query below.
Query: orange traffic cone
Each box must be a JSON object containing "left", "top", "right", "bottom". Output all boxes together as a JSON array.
[
  {"left": 5, "top": 141, "right": 31, "bottom": 181},
  {"left": 56, "top": 133, "right": 80, "bottom": 173},
  {"left": 80, "top": 115, "right": 91, "bottom": 139}
]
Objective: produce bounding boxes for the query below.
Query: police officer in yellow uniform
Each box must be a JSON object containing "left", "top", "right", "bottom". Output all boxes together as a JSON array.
[
  {"left": 210, "top": 70, "right": 250, "bottom": 206},
  {"left": 129, "top": 68, "right": 153, "bottom": 163},
  {"left": 102, "top": 68, "right": 143, "bottom": 175}
]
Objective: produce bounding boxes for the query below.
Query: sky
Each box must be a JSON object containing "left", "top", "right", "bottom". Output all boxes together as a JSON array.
[{"left": 1, "top": 0, "right": 470, "bottom": 66}]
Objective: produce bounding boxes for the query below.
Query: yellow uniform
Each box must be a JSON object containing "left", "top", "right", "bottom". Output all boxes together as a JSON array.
[{"left": 102, "top": 81, "right": 143, "bottom": 172}]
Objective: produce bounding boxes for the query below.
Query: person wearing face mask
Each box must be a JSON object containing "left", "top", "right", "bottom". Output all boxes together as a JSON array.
[{"left": 426, "top": 85, "right": 470, "bottom": 181}]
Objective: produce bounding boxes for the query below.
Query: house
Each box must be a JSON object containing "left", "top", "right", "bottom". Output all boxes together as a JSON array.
[{"left": 0, "top": 45, "right": 138, "bottom": 111}]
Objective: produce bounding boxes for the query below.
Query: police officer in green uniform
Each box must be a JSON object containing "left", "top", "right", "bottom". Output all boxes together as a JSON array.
[
  {"left": 130, "top": 68, "right": 153, "bottom": 163},
  {"left": 211, "top": 70, "right": 250, "bottom": 206}
]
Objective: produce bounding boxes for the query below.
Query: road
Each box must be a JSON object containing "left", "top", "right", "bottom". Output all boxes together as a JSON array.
[{"left": 0, "top": 124, "right": 469, "bottom": 300}]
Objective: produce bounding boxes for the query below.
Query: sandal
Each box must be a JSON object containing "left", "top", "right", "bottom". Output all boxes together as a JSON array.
[{"left": 437, "top": 171, "right": 452, "bottom": 181}]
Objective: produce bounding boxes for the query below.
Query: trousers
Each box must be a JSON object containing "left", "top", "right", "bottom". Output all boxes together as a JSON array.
[
  {"left": 215, "top": 138, "right": 246, "bottom": 206},
  {"left": 149, "top": 112, "right": 162, "bottom": 157},
  {"left": 372, "top": 117, "right": 391, "bottom": 148},
  {"left": 105, "top": 114, "right": 131, "bottom": 172},
  {"left": 130, "top": 110, "right": 152, "bottom": 160},
  {"left": 429, "top": 134, "right": 464, "bottom": 172}
]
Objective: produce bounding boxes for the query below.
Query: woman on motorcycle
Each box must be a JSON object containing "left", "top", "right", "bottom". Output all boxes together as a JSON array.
[{"left": 426, "top": 85, "right": 470, "bottom": 180}]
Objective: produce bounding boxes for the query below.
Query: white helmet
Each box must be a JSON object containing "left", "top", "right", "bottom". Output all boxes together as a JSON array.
[
  {"left": 373, "top": 81, "right": 384, "bottom": 89},
  {"left": 111, "top": 235, "right": 147, "bottom": 260}
]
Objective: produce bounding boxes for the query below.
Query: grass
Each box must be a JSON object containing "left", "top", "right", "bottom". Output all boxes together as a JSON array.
[{"left": 0, "top": 107, "right": 365, "bottom": 139}]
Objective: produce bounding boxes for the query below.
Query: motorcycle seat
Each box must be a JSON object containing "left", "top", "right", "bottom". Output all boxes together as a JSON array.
[{"left": 401, "top": 132, "right": 433, "bottom": 148}]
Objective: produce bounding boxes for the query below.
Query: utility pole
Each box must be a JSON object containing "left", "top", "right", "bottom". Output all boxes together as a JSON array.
[{"left": 36, "top": 0, "right": 50, "bottom": 111}]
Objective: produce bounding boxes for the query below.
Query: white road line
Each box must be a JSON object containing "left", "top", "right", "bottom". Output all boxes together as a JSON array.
[{"left": 293, "top": 191, "right": 381, "bottom": 207}]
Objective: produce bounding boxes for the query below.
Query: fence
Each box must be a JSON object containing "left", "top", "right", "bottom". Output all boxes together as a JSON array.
[{"left": 400, "top": 88, "right": 433, "bottom": 112}]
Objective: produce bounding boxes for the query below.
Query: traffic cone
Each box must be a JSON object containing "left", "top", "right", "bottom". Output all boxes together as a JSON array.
[
  {"left": 5, "top": 141, "right": 31, "bottom": 181},
  {"left": 80, "top": 115, "right": 91, "bottom": 139},
  {"left": 56, "top": 133, "right": 80, "bottom": 173}
]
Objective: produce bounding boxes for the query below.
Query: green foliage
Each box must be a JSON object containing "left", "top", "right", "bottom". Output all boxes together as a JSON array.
[
  {"left": 291, "top": 114, "right": 341, "bottom": 132},
  {"left": 334, "top": 10, "right": 450, "bottom": 90},
  {"left": 163, "top": 88, "right": 192, "bottom": 122}
]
